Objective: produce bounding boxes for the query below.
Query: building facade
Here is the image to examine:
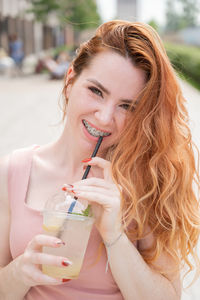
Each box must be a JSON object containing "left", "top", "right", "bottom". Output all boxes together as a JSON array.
[
  {"left": 0, "top": 0, "right": 74, "bottom": 57},
  {"left": 117, "top": 0, "right": 138, "bottom": 22}
]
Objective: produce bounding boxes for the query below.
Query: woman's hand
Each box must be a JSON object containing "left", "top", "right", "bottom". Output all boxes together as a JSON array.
[
  {"left": 13, "top": 234, "right": 71, "bottom": 287},
  {"left": 64, "top": 157, "right": 123, "bottom": 243}
]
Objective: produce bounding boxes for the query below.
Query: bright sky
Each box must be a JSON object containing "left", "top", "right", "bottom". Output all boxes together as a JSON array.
[
  {"left": 139, "top": 0, "right": 167, "bottom": 25},
  {"left": 96, "top": 0, "right": 167, "bottom": 26},
  {"left": 97, "top": 0, "right": 200, "bottom": 26}
]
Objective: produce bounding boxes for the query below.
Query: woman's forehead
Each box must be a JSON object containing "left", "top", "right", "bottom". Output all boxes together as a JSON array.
[{"left": 79, "top": 51, "right": 146, "bottom": 99}]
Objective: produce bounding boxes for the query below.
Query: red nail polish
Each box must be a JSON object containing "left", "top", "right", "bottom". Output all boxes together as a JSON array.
[
  {"left": 82, "top": 158, "right": 92, "bottom": 163},
  {"left": 62, "top": 184, "right": 74, "bottom": 191},
  {"left": 62, "top": 261, "right": 70, "bottom": 267},
  {"left": 62, "top": 278, "right": 71, "bottom": 282}
]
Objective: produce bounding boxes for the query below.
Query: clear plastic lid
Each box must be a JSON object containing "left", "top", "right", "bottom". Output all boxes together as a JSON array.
[{"left": 44, "top": 191, "right": 89, "bottom": 216}]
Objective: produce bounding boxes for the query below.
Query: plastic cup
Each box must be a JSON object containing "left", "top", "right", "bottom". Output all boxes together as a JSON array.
[{"left": 42, "top": 211, "right": 94, "bottom": 279}]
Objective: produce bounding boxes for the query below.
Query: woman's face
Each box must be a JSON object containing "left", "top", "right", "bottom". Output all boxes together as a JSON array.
[{"left": 65, "top": 50, "right": 146, "bottom": 152}]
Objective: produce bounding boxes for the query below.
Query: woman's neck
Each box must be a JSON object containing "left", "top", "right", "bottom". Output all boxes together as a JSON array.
[{"left": 49, "top": 131, "right": 94, "bottom": 175}]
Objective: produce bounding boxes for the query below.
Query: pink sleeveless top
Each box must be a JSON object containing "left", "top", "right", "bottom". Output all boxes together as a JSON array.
[{"left": 8, "top": 146, "right": 124, "bottom": 300}]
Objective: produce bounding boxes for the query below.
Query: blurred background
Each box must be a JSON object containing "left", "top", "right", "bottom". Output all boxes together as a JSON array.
[
  {"left": 0, "top": 0, "right": 200, "bottom": 88},
  {"left": 0, "top": 2, "right": 200, "bottom": 299}
]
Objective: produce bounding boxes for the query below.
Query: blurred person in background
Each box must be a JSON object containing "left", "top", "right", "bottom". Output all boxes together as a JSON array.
[
  {"left": 43, "top": 51, "right": 70, "bottom": 79},
  {"left": 0, "top": 47, "right": 15, "bottom": 76},
  {"left": 0, "top": 20, "right": 199, "bottom": 300},
  {"left": 35, "top": 51, "right": 70, "bottom": 79},
  {"left": 9, "top": 33, "right": 24, "bottom": 75}
]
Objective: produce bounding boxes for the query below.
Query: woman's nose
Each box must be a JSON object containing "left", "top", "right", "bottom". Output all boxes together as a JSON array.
[{"left": 95, "top": 104, "right": 115, "bottom": 126}]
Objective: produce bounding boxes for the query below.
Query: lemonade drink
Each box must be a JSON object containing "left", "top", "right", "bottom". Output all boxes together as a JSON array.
[{"left": 42, "top": 211, "right": 94, "bottom": 279}]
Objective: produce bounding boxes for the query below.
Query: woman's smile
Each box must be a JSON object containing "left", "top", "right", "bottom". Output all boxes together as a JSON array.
[{"left": 82, "top": 120, "right": 111, "bottom": 138}]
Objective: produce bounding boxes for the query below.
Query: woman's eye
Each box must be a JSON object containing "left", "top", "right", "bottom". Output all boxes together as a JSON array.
[
  {"left": 88, "top": 86, "right": 103, "bottom": 97},
  {"left": 120, "top": 103, "right": 136, "bottom": 111},
  {"left": 120, "top": 103, "right": 131, "bottom": 110}
]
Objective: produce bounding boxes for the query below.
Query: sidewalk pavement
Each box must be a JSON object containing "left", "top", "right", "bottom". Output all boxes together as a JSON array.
[
  {"left": 0, "top": 74, "right": 200, "bottom": 299},
  {"left": 0, "top": 74, "right": 63, "bottom": 156}
]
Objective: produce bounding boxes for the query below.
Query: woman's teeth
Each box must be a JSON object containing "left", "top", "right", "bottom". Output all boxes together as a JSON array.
[{"left": 83, "top": 120, "right": 110, "bottom": 137}]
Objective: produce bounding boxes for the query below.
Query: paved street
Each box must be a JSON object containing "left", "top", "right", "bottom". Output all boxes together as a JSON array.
[
  {"left": 0, "top": 74, "right": 200, "bottom": 299},
  {"left": 0, "top": 74, "right": 64, "bottom": 156}
]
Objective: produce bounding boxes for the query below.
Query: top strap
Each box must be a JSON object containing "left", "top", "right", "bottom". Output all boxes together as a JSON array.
[{"left": 8, "top": 145, "right": 39, "bottom": 208}]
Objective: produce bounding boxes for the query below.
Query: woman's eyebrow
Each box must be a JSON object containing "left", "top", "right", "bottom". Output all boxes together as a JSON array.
[
  {"left": 87, "top": 78, "right": 136, "bottom": 103},
  {"left": 87, "top": 78, "right": 110, "bottom": 95}
]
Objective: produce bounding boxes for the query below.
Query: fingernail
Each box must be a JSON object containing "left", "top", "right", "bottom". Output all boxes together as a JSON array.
[
  {"left": 62, "top": 278, "right": 71, "bottom": 282},
  {"left": 82, "top": 158, "right": 92, "bottom": 163},
  {"left": 62, "top": 184, "right": 74, "bottom": 191},
  {"left": 62, "top": 260, "right": 72, "bottom": 267},
  {"left": 66, "top": 188, "right": 76, "bottom": 194},
  {"left": 55, "top": 241, "right": 65, "bottom": 246},
  {"left": 66, "top": 184, "right": 74, "bottom": 188}
]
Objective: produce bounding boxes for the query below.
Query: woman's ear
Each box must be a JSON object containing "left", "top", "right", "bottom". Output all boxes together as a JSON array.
[{"left": 65, "top": 66, "right": 75, "bottom": 98}]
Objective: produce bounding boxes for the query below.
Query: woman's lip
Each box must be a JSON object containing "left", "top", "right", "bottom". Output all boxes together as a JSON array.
[{"left": 83, "top": 119, "right": 111, "bottom": 134}]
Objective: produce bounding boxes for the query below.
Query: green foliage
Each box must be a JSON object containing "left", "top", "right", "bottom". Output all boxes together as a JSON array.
[
  {"left": 28, "top": 0, "right": 101, "bottom": 30},
  {"left": 165, "top": 0, "right": 200, "bottom": 32},
  {"left": 60, "top": 0, "right": 101, "bottom": 30},
  {"left": 165, "top": 42, "right": 200, "bottom": 90},
  {"left": 27, "top": 0, "right": 60, "bottom": 22},
  {"left": 165, "top": 0, "right": 181, "bottom": 32},
  {"left": 148, "top": 19, "right": 159, "bottom": 32},
  {"left": 51, "top": 45, "right": 75, "bottom": 59},
  {"left": 178, "top": 0, "right": 199, "bottom": 27}
]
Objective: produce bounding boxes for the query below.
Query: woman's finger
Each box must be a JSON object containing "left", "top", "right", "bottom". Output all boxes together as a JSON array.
[
  {"left": 73, "top": 190, "right": 120, "bottom": 208},
  {"left": 82, "top": 157, "right": 112, "bottom": 182},
  {"left": 70, "top": 177, "right": 116, "bottom": 189},
  {"left": 26, "top": 235, "right": 65, "bottom": 251},
  {"left": 25, "top": 266, "right": 62, "bottom": 285},
  {"left": 72, "top": 185, "right": 120, "bottom": 198},
  {"left": 25, "top": 252, "right": 72, "bottom": 267},
  {"left": 83, "top": 156, "right": 110, "bottom": 166}
]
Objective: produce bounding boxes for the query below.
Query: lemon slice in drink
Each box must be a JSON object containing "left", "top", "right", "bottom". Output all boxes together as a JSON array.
[
  {"left": 43, "top": 215, "right": 65, "bottom": 232},
  {"left": 42, "top": 224, "right": 61, "bottom": 232}
]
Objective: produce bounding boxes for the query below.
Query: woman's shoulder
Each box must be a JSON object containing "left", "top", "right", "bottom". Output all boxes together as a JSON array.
[
  {"left": 0, "top": 142, "right": 57, "bottom": 186},
  {"left": 0, "top": 145, "right": 40, "bottom": 184}
]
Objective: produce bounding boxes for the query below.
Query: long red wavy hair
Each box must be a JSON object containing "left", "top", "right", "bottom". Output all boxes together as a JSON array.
[{"left": 62, "top": 20, "right": 200, "bottom": 279}]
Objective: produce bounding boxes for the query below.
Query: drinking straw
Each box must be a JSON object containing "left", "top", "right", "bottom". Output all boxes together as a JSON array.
[{"left": 68, "top": 136, "right": 103, "bottom": 213}]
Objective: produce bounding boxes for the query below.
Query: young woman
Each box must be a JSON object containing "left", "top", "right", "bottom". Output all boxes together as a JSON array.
[{"left": 0, "top": 20, "right": 199, "bottom": 300}]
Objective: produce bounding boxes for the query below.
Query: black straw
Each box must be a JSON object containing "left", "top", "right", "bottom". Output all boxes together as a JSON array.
[
  {"left": 81, "top": 136, "right": 103, "bottom": 180},
  {"left": 68, "top": 136, "right": 103, "bottom": 213}
]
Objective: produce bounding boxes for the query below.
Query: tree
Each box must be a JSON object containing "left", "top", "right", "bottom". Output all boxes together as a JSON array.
[
  {"left": 178, "top": 0, "right": 199, "bottom": 27},
  {"left": 165, "top": 0, "right": 181, "bottom": 32},
  {"left": 165, "top": 0, "right": 200, "bottom": 32},
  {"left": 27, "top": 0, "right": 60, "bottom": 22},
  {"left": 148, "top": 19, "right": 160, "bottom": 32},
  {"left": 28, "top": 0, "right": 101, "bottom": 30}
]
